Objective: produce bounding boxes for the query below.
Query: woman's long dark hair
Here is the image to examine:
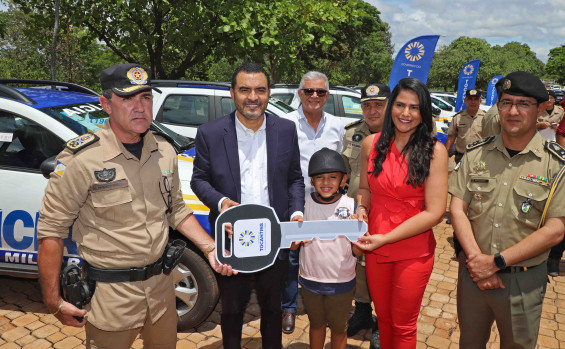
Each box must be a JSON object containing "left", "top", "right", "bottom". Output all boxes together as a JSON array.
[{"left": 371, "top": 78, "right": 436, "bottom": 187}]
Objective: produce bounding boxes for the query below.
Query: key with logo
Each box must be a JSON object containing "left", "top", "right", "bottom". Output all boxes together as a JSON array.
[{"left": 215, "top": 204, "right": 367, "bottom": 273}]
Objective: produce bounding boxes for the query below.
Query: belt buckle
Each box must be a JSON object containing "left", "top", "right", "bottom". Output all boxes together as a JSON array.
[{"left": 129, "top": 267, "right": 141, "bottom": 282}]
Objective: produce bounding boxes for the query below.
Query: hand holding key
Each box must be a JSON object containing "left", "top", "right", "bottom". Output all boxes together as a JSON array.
[{"left": 215, "top": 204, "right": 368, "bottom": 273}]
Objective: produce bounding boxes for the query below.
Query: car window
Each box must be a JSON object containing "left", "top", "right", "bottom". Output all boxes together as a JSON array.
[
  {"left": 323, "top": 95, "right": 335, "bottom": 115},
  {"left": 341, "top": 95, "right": 363, "bottom": 119},
  {"left": 41, "top": 102, "right": 109, "bottom": 135},
  {"left": 0, "top": 111, "right": 64, "bottom": 170},
  {"left": 161, "top": 95, "right": 209, "bottom": 126},
  {"left": 431, "top": 97, "right": 451, "bottom": 110},
  {"left": 268, "top": 98, "right": 295, "bottom": 114},
  {"left": 221, "top": 97, "right": 236, "bottom": 115},
  {"left": 270, "top": 93, "right": 294, "bottom": 105}
]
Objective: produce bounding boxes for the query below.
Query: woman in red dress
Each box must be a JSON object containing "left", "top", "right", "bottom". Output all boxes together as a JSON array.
[{"left": 353, "top": 78, "right": 448, "bottom": 348}]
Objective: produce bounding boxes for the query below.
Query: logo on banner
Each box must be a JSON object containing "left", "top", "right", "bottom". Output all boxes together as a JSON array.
[
  {"left": 463, "top": 64, "right": 475, "bottom": 76},
  {"left": 233, "top": 219, "right": 271, "bottom": 258},
  {"left": 492, "top": 78, "right": 499, "bottom": 84},
  {"left": 404, "top": 42, "right": 425, "bottom": 62}
]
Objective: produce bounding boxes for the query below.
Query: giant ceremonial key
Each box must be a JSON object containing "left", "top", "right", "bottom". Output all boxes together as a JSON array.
[{"left": 215, "top": 204, "right": 368, "bottom": 273}]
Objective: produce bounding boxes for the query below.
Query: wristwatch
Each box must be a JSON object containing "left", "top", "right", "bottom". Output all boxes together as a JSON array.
[{"left": 494, "top": 253, "right": 506, "bottom": 269}]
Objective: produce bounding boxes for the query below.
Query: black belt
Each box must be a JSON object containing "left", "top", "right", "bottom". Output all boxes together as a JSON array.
[
  {"left": 497, "top": 263, "right": 541, "bottom": 274},
  {"left": 85, "top": 258, "right": 164, "bottom": 282}
]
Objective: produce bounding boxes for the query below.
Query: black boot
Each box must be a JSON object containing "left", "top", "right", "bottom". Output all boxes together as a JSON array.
[
  {"left": 369, "top": 319, "right": 380, "bottom": 349},
  {"left": 347, "top": 301, "right": 373, "bottom": 337}
]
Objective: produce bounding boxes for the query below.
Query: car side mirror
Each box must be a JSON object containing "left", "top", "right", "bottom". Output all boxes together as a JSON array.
[{"left": 40, "top": 156, "right": 56, "bottom": 179}]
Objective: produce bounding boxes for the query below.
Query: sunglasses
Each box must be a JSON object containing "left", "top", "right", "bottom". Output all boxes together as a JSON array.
[
  {"left": 301, "top": 88, "right": 328, "bottom": 97},
  {"left": 160, "top": 175, "right": 173, "bottom": 214}
]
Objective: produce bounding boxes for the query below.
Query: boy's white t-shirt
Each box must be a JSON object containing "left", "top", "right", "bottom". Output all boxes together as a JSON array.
[{"left": 299, "top": 193, "right": 357, "bottom": 284}]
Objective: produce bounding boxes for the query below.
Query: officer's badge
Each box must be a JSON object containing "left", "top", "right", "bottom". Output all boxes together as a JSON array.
[
  {"left": 521, "top": 199, "right": 532, "bottom": 214},
  {"left": 54, "top": 160, "right": 66, "bottom": 177},
  {"left": 127, "top": 66, "right": 148, "bottom": 85},
  {"left": 473, "top": 193, "right": 482, "bottom": 201},
  {"left": 366, "top": 85, "right": 379, "bottom": 96},
  {"left": 335, "top": 207, "right": 351, "bottom": 220},
  {"left": 352, "top": 134, "right": 363, "bottom": 142},
  {"left": 94, "top": 168, "right": 116, "bottom": 182},
  {"left": 472, "top": 161, "right": 488, "bottom": 175},
  {"left": 503, "top": 79, "right": 511, "bottom": 90},
  {"left": 66, "top": 133, "right": 99, "bottom": 153}
]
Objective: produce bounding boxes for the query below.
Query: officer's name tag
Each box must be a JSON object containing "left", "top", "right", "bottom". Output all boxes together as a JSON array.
[{"left": 90, "top": 179, "right": 128, "bottom": 192}]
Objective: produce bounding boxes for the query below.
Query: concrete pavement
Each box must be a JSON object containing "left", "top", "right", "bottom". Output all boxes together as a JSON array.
[{"left": 2, "top": 218, "right": 565, "bottom": 348}]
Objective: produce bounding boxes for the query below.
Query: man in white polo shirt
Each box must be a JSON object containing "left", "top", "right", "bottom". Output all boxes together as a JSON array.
[{"left": 280, "top": 71, "right": 345, "bottom": 333}]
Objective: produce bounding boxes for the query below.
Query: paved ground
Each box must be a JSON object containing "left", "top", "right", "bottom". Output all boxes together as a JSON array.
[{"left": 2, "top": 217, "right": 565, "bottom": 348}]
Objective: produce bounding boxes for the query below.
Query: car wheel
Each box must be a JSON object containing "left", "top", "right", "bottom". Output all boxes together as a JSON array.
[{"left": 173, "top": 247, "right": 219, "bottom": 330}]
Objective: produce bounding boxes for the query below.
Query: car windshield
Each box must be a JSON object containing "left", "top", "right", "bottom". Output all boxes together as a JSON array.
[
  {"left": 40, "top": 102, "right": 193, "bottom": 153},
  {"left": 269, "top": 98, "right": 295, "bottom": 114},
  {"left": 40, "top": 102, "right": 109, "bottom": 135}
]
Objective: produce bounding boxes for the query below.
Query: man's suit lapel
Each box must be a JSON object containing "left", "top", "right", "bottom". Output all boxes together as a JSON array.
[
  {"left": 266, "top": 114, "right": 277, "bottom": 203},
  {"left": 224, "top": 113, "right": 241, "bottom": 202}
]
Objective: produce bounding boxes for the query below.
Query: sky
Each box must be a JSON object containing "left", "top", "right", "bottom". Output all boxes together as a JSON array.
[{"left": 366, "top": 0, "right": 565, "bottom": 63}]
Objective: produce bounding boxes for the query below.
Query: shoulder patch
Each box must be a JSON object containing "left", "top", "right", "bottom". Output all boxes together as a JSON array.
[
  {"left": 345, "top": 119, "right": 363, "bottom": 129},
  {"left": 66, "top": 133, "right": 99, "bottom": 153},
  {"left": 545, "top": 140, "right": 565, "bottom": 162},
  {"left": 466, "top": 136, "right": 495, "bottom": 151}
]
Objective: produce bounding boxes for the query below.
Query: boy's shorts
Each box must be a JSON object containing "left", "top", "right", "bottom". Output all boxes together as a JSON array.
[{"left": 302, "top": 286, "right": 355, "bottom": 333}]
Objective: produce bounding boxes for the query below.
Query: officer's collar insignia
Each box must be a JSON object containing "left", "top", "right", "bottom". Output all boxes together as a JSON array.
[
  {"left": 521, "top": 199, "right": 532, "bottom": 214},
  {"left": 472, "top": 161, "right": 488, "bottom": 175},
  {"left": 127, "top": 67, "right": 148, "bottom": 85},
  {"left": 366, "top": 85, "right": 379, "bottom": 96},
  {"left": 503, "top": 79, "right": 511, "bottom": 90},
  {"left": 335, "top": 207, "right": 351, "bottom": 219},
  {"left": 94, "top": 168, "right": 116, "bottom": 182},
  {"left": 352, "top": 133, "right": 363, "bottom": 142},
  {"left": 66, "top": 133, "right": 100, "bottom": 153},
  {"left": 54, "top": 160, "right": 66, "bottom": 177}
]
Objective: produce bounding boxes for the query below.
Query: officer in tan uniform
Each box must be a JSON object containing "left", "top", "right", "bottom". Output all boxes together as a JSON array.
[
  {"left": 537, "top": 90, "right": 564, "bottom": 130},
  {"left": 445, "top": 89, "right": 486, "bottom": 164},
  {"left": 37, "top": 63, "right": 234, "bottom": 349},
  {"left": 449, "top": 71, "right": 565, "bottom": 349},
  {"left": 481, "top": 79, "right": 504, "bottom": 138},
  {"left": 342, "top": 83, "right": 389, "bottom": 347}
]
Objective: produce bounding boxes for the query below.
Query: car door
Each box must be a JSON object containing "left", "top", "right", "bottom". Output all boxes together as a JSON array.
[{"left": 0, "top": 105, "right": 80, "bottom": 276}]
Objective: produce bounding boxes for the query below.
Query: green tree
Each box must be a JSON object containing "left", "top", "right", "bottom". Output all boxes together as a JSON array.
[{"left": 545, "top": 45, "right": 565, "bottom": 84}]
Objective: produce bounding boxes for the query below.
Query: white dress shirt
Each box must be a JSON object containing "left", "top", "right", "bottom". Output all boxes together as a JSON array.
[
  {"left": 281, "top": 106, "right": 345, "bottom": 194},
  {"left": 218, "top": 113, "right": 303, "bottom": 220}
]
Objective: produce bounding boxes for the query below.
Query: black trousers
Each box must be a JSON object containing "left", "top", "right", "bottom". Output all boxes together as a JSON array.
[{"left": 216, "top": 257, "right": 289, "bottom": 349}]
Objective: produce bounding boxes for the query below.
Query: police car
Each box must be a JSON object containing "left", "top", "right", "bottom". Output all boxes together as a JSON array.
[
  {"left": 151, "top": 80, "right": 295, "bottom": 138},
  {"left": 0, "top": 79, "right": 216, "bottom": 330}
]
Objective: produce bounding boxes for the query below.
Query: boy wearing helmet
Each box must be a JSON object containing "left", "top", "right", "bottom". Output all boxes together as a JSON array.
[{"left": 296, "top": 147, "right": 362, "bottom": 349}]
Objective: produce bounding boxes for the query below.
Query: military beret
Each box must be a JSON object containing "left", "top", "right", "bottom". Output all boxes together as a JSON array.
[
  {"left": 499, "top": 71, "right": 549, "bottom": 102},
  {"left": 548, "top": 90, "right": 557, "bottom": 98},
  {"left": 100, "top": 63, "right": 154, "bottom": 97},
  {"left": 361, "top": 83, "right": 391, "bottom": 102},
  {"left": 465, "top": 89, "right": 481, "bottom": 98}
]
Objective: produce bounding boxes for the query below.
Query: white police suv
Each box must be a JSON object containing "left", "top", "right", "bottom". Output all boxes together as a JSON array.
[{"left": 0, "top": 79, "right": 216, "bottom": 330}]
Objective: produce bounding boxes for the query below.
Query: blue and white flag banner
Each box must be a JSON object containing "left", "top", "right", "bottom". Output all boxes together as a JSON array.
[
  {"left": 388, "top": 35, "right": 440, "bottom": 90},
  {"left": 454, "top": 59, "right": 481, "bottom": 112},
  {"left": 485, "top": 75, "right": 503, "bottom": 106}
]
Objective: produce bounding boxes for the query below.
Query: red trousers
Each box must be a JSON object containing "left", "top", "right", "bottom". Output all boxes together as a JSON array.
[{"left": 366, "top": 253, "right": 434, "bottom": 349}]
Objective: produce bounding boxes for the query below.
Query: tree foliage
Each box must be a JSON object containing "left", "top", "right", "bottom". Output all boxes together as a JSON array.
[
  {"left": 428, "top": 37, "right": 545, "bottom": 91},
  {"left": 6, "top": 0, "right": 392, "bottom": 84},
  {"left": 545, "top": 45, "right": 565, "bottom": 85}
]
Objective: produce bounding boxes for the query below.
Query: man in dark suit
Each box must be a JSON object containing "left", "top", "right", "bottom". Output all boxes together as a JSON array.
[{"left": 191, "top": 62, "right": 305, "bottom": 349}]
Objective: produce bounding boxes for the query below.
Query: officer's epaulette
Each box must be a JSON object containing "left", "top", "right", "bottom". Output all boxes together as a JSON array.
[
  {"left": 345, "top": 119, "right": 363, "bottom": 129},
  {"left": 545, "top": 140, "right": 565, "bottom": 162},
  {"left": 65, "top": 133, "right": 100, "bottom": 154},
  {"left": 466, "top": 136, "right": 495, "bottom": 151}
]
